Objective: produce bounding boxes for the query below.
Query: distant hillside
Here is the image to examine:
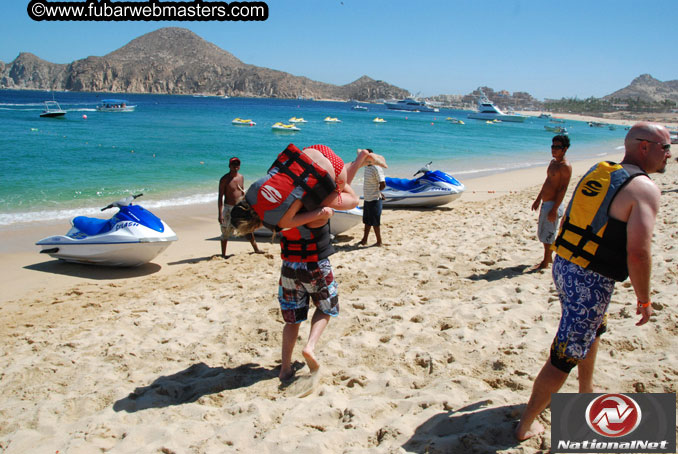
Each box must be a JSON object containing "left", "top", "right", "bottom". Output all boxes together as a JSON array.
[
  {"left": 0, "top": 27, "right": 408, "bottom": 101},
  {"left": 604, "top": 74, "right": 678, "bottom": 103}
]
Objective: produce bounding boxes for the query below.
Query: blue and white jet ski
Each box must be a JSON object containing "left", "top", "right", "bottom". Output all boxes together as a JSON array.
[
  {"left": 36, "top": 194, "right": 177, "bottom": 266},
  {"left": 382, "top": 162, "right": 465, "bottom": 207}
]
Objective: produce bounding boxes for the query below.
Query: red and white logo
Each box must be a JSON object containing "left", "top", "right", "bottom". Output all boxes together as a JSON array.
[
  {"left": 260, "top": 184, "right": 282, "bottom": 205},
  {"left": 585, "top": 394, "right": 642, "bottom": 437}
]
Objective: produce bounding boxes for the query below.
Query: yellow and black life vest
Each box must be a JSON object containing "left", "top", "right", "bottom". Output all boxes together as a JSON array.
[{"left": 554, "top": 161, "right": 648, "bottom": 281}]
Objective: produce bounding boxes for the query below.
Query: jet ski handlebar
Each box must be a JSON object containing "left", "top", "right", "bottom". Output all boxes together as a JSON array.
[
  {"left": 413, "top": 161, "right": 433, "bottom": 176},
  {"left": 101, "top": 193, "right": 144, "bottom": 211}
]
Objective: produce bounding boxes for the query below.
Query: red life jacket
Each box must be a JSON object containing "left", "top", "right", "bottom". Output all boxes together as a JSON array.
[
  {"left": 244, "top": 144, "right": 336, "bottom": 231},
  {"left": 280, "top": 222, "right": 334, "bottom": 262}
]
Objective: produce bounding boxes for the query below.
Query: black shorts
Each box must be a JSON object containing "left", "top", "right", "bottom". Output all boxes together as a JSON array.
[{"left": 362, "top": 200, "right": 382, "bottom": 226}]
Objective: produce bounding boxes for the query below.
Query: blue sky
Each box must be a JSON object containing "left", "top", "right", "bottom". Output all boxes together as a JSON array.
[{"left": 2, "top": 0, "right": 677, "bottom": 100}]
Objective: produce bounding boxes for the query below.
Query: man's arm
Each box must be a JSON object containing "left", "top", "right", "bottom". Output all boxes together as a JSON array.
[
  {"left": 278, "top": 200, "right": 334, "bottom": 229},
  {"left": 625, "top": 179, "right": 661, "bottom": 326},
  {"left": 217, "top": 177, "right": 225, "bottom": 223}
]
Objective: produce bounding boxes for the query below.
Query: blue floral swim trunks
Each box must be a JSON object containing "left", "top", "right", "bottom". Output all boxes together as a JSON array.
[
  {"left": 278, "top": 259, "right": 339, "bottom": 324},
  {"left": 550, "top": 255, "right": 616, "bottom": 373}
]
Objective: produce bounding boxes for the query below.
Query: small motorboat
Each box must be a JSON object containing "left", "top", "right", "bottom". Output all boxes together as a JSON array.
[
  {"left": 272, "top": 122, "right": 300, "bottom": 132},
  {"left": 373, "top": 117, "right": 386, "bottom": 123},
  {"left": 254, "top": 207, "right": 363, "bottom": 237},
  {"left": 40, "top": 100, "right": 66, "bottom": 118},
  {"left": 352, "top": 104, "right": 368, "bottom": 111},
  {"left": 670, "top": 131, "right": 678, "bottom": 144},
  {"left": 382, "top": 162, "right": 465, "bottom": 208},
  {"left": 36, "top": 194, "right": 177, "bottom": 267},
  {"left": 288, "top": 117, "right": 307, "bottom": 123},
  {"left": 96, "top": 99, "right": 136, "bottom": 112},
  {"left": 232, "top": 118, "right": 256, "bottom": 126},
  {"left": 324, "top": 117, "right": 341, "bottom": 123},
  {"left": 446, "top": 117, "right": 464, "bottom": 124}
]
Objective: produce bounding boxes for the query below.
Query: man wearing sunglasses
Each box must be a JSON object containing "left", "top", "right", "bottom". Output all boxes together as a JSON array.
[{"left": 516, "top": 122, "right": 671, "bottom": 441}]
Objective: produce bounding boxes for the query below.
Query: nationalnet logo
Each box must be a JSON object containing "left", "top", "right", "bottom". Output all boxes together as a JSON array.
[
  {"left": 551, "top": 393, "right": 675, "bottom": 453},
  {"left": 585, "top": 394, "right": 641, "bottom": 437}
]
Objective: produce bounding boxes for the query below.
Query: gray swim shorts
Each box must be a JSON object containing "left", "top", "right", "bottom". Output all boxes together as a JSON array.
[
  {"left": 220, "top": 204, "right": 235, "bottom": 239},
  {"left": 538, "top": 201, "right": 564, "bottom": 244}
]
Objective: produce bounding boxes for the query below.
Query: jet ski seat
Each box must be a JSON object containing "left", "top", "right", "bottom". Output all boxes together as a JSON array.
[
  {"left": 384, "top": 177, "right": 421, "bottom": 191},
  {"left": 72, "top": 216, "right": 113, "bottom": 236}
]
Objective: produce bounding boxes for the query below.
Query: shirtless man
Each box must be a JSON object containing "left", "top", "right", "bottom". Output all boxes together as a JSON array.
[
  {"left": 218, "top": 157, "right": 261, "bottom": 257},
  {"left": 531, "top": 134, "right": 572, "bottom": 269},
  {"left": 516, "top": 122, "right": 671, "bottom": 441}
]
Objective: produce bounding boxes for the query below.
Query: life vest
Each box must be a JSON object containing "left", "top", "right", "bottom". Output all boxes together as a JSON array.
[
  {"left": 280, "top": 222, "right": 334, "bottom": 262},
  {"left": 244, "top": 144, "right": 336, "bottom": 230},
  {"left": 553, "top": 161, "right": 648, "bottom": 281}
]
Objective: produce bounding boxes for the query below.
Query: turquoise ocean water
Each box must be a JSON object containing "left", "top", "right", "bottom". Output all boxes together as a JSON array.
[{"left": 0, "top": 89, "right": 627, "bottom": 226}]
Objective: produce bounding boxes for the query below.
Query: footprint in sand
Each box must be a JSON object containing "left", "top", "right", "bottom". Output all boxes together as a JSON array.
[{"left": 284, "top": 373, "right": 319, "bottom": 398}]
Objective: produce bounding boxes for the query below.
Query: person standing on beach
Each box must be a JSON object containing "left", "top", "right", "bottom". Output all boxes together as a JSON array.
[
  {"left": 218, "top": 157, "right": 262, "bottom": 257},
  {"left": 359, "top": 149, "right": 386, "bottom": 246},
  {"left": 516, "top": 122, "right": 672, "bottom": 441},
  {"left": 531, "top": 134, "right": 572, "bottom": 269}
]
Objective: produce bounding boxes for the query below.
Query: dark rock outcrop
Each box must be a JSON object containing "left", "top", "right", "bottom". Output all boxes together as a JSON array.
[{"left": 0, "top": 27, "right": 408, "bottom": 101}]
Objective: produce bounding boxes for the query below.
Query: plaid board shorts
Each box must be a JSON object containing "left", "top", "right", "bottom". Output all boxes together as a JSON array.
[{"left": 278, "top": 259, "right": 339, "bottom": 324}]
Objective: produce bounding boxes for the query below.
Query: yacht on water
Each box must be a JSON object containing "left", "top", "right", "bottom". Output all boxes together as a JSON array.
[
  {"left": 384, "top": 98, "right": 439, "bottom": 112},
  {"left": 467, "top": 91, "right": 526, "bottom": 122}
]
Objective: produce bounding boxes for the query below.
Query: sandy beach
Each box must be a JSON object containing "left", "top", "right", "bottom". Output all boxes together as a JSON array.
[{"left": 1, "top": 152, "right": 676, "bottom": 453}]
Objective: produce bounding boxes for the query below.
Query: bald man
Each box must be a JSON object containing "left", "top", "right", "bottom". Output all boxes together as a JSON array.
[{"left": 515, "top": 122, "right": 672, "bottom": 441}]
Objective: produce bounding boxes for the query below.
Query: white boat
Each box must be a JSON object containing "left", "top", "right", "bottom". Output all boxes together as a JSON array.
[
  {"left": 40, "top": 100, "right": 66, "bottom": 118},
  {"left": 381, "top": 163, "right": 465, "bottom": 208},
  {"left": 384, "top": 98, "right": 439, "bottom": 112},
  {"left": 373, "top": 117, "right": 387, "bottom": 123},
  {"left": 96, "top": 99, "right": 136, "bottom": 112},
  {"left": 35, "top": 195, "right": 177, "bottom": 267},
  {"left": 272, "top": 122, "right": 300, "bottom": 132},
  {"left": 352, "top": 104, "right": 368, "bottom": 111},
  {"left": 324, "top": 116, "right": 341, "bottom": 123},
  {"left": 232, "top": 118, "right": 256, "bottom": 126},
  {"left": 254, "top": 207, "right": 363, "bottom": 237},
  {"left": 467, "top": 91, "right": 526, "bottom": 122},
  {"left": 288, "top": 117, "right": 307, "bottom": 123},
  {"left": 670, "top": 131, "right": 678, "bottom": 144}
]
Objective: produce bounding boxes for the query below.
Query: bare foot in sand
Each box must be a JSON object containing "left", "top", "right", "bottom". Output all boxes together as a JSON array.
[
  {"left": 279, "top": 369, "right": 295, "bottom": 383},
  {"left": 302, "top": 348, "right": 320, "bottom": 374},
  {"left": 515, "top": 420, "right": 545, "bottom": 441},
  {"left": 361, "top": 150, "right": 388, "bottom": 168}
]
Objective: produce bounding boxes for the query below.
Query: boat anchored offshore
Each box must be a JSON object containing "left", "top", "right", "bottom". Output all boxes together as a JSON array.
[
  {"left": 232, "top": 117, "right": 256, "bottom": 126},
  {"left": 40, "top": 100, "right": 66, "bottom": 118},
  {"left": 467, "top": 91, "right": 526, "bottom": 122},
  {"left": 272, "top": 122, "right": 300, "bottom": 132},
  {"left": 288, "top": 117, "right": 307, "bottom": 123},
  {"left": 384, "top": 98, "right": 439, "bottom": 112},
  {"left": 36, "top": 194, "right": 177, "bottom": 267},
  {"left": 382, "top": 162, "right": 465, "bottom": 207},
  {"left": 324, "top": 116, "right": 341, "bottom": 123},
  {"left": 96, "top": 99, "right": 136, "bottom": 112},
  {"left": 373, "top": 117, "right": 387, "bottom": 123}
]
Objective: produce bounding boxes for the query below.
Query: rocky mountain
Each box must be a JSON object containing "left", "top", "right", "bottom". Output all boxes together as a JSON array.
[
  {"left": 0, "top": 27, "right": 408, "bottom": 101},
  {"left": 604, "top": 74, "right": 678, "bottom": 103}
]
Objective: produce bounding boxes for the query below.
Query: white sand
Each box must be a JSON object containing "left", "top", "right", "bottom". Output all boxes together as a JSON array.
[{"left": 1, "top": 155, "right": 676, "bottom": 453}]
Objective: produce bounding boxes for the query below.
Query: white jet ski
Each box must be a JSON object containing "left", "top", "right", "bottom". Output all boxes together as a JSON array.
[
  {"left": 382, "top": 162, "right": 465, "bottom": 207},
  {"left": 36, "top": 194, "right": 177, "bottom": 267},
  {"left": 254, "top": 207, "right": 363, "bottom": 237}
]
